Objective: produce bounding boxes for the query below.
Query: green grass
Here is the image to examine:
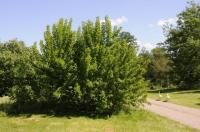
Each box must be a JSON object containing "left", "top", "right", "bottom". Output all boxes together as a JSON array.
[
  {"left": 0, "top": 97, "right": 199, "bottom": 132},
  {"left": 148, "top": 89, "right": 200, "bottom": 109},
  {"left": 0, "top": 111, "right": 199, "bottom": 132}
]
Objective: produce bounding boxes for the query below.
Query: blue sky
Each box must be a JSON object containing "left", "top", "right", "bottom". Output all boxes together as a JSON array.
[{"left": 0, "top": 0, "right": 199, "bottom": 50}]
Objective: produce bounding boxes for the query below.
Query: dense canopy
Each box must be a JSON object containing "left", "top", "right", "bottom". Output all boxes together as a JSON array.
[{"left": 0, "top": 17, "right": 147, "bottom": 115}]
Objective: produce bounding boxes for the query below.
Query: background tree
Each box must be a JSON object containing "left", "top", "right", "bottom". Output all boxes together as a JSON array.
[
  {"left": 139, "top": 46, "right": 171, "bottom": 89},
  {"left": 0, "top": 40, "right": 39, "bottom": 106},
  {"left": 164, "top": 1, "right": 200, "bottom": 89},
  {"left": 119, "top": 31, "right": 137, "bottom": 45},
  {"left": 150, "top": 47, "right": 170, "bottom": 88}
]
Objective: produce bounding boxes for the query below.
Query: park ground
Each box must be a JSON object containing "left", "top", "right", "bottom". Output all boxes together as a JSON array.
[
  {"left": 148, "top": 89, "right": 200, "bottom": 109},
  {"left": 0, "top": 95, "right": 200, "bottom": 132}
]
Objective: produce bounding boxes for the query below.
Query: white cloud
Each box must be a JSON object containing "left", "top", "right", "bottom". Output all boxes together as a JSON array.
[
  {"left": 148, "top": 24, "right": 154, "bottom": 28},
  {"left": 137, "top": 40, "right": 156, "bottom": 51},
  {"left": 157, "top": 18, "right": 177, "bottom": 27},
  {"left": 111, "top": 16, "right": 128, "bottom": 26},
  {"left": 101, "top": 16, "right": 128, "bottom": 26}
]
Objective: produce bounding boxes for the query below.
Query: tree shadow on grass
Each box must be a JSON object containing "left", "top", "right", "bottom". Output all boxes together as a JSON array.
[
  {"left": 148, "top": 88, "right": 200, "bottom": 94},
  {"left": 0, "top": 102, "right": 12, "bottom": 113},
  {"left": 174, "top": 90, "right": 200, "bottom": 94},
  {"left": 0, "top": 102, "right": 112, "bottom": 120},
  {"left": 196, "top": 98, "right": 200, "bottom": 106},
  {"left": 196, "top": 103, "right": 200, "bottom": 106},
  {"left": 148, "top": 88, "right": 179, "bottom": 93},
  {"left": 0, "top": 103, "right": 77, "bottom": 119}
]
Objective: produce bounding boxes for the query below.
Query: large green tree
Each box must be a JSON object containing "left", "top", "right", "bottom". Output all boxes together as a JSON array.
[
  {"left": 7, "top": 17, "right": 147, "bottom": 115},
  {"left": 33, "top": 17, "right": 147, "bottom": 115},
  {"left": 165, "top": 2, "right": 200, "bottom": 88}
]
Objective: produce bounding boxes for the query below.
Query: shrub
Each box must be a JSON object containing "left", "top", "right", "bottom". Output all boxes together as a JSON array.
[{"left": 8, "top": 17, "right": 147, "bottom": 115}]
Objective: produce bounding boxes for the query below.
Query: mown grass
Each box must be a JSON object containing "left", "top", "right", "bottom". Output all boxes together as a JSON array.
[
  {"left": 1, "top": 111, "right": 199, "bottom": 132},
  {"left": 0, "top": 97, "right": 199, "bottom": 132},
  {"left": 148, "top": 89, "right": 200, "bottom": 109}
]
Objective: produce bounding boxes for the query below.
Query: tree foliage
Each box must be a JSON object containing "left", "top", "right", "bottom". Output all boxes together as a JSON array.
[
  {"left": 1, "top": 17, "right": 147, "bottom": 115},
  {"left": 139, "top": 47, "right": 171, "bottom": 89},
  {"left": 0, "top": 40, "right": 38, "bottom": 97},
  {"left": 165, "top": 1, "right": 200, "bottom": 88}
]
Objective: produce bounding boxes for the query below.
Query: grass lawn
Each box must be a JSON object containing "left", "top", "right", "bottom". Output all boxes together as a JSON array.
[
  {"left": 148, "top": 89, "right": 200, "bottom": 109},
  {"left": 0, "top": 111, "right": 199, "bottom": 132},
  {"left": 0, "top": 97, "right": 199, "bottom": 132}
]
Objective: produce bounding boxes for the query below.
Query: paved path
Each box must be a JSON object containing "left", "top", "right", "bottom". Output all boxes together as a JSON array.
[{"left": 144, "top": 99, "right": 200, "bottom": 130}]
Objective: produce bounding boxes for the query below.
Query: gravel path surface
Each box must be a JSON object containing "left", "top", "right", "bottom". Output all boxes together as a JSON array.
[{"left": 144, "top": 99, "right": 200, "bottom": 130}]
